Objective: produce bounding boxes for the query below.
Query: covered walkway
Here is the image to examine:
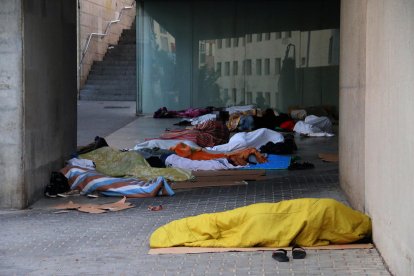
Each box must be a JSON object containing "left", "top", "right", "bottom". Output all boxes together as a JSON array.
[{"left": 0, "top": 101, "right": 389, "bottom": 275}]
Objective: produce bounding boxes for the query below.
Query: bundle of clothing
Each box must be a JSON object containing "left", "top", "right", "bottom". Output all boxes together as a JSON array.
[
  {"left": 153, "top": 107, "right": 212, "bottom": 119},
  {"left": 227, "top": 109, "right": 295, "bottom": 132},
  {"left": 158, "top": 120, "right": 230, "bottom": 148},
  {"left": 293, "top": 115, "right": 334, "bottom": 137}
]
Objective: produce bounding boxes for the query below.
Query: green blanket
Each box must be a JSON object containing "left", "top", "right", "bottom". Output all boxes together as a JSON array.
[{"left": 80, "top": 147, "right": 192, "bottom": 181}]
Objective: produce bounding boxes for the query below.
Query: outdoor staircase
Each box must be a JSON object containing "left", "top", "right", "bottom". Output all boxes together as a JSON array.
[{"left": 80, "top": 21, "right": 136, "bottom": 101}]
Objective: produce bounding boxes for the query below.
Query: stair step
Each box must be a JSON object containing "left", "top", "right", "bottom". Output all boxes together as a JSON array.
[{"left": 81, "top": 18, "right": 138, "bottom": 101}]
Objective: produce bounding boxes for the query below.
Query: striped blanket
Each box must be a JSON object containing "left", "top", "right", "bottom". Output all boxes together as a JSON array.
[{"left": 61, "top": 166, "right": 174, "bottom": 198}]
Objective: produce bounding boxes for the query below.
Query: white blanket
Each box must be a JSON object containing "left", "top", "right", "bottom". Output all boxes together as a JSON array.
[
  {"left": 190, "top": 114, "right": 217, "bottom": 125},
  {"left": 205, "top": 128, "right": 284, "bottom": 152},
  {"left": 165, "top": 154, "right": 241, "bottom": 171},
  {"left": 133, "top": 139, "right": 201, "bottom": 150},
  {"left": 293, "top": 115, "right": 334, "bottom": 136},
  {"left": 225, "top": 105, "right": 256, "bottom": 115}
]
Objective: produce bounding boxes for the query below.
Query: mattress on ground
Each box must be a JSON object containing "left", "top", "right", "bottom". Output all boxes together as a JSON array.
[{"left": 150, "top": 198, "right": 372, "bottom": 248}]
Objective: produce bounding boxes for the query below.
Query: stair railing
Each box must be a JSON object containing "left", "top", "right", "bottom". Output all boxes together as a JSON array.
[{"left": 79, "top": 1, "right": 136, "bottom": 70}]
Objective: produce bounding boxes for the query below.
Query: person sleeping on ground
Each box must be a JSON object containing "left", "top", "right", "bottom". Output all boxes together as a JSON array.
[{"left": 150, "top": 198, "right": 372, "bottom": 248}]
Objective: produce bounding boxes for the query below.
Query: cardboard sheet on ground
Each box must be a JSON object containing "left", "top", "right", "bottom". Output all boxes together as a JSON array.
[
  {"left": 240, "top": 154, "right": 291, "bottom": 170},
  {"left": 173, "top": 170, "right": 265, "bottom": 189},
  {"left": 52, "top": 197, "right": 134, "bottom": 213},
  {"left": 148, "top": 243, "right": 374, "bottom": 255},
  {"left": 318, "top": 153, "right": 339, "bottom": 162}
]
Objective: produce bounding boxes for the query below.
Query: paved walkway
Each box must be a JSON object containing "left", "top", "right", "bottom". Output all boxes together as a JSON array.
[{"left": 0, "top": 101, "right": 390, "bottom": 275}]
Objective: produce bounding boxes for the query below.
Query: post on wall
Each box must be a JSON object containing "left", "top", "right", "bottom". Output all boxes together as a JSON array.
[{"left": 136, "top": 0, "right": 143, "bottom": 115}]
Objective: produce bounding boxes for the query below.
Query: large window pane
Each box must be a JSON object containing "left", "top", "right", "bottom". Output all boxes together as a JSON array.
[{"left": 138, "top": 1, "right": 340, "bottom": 114}]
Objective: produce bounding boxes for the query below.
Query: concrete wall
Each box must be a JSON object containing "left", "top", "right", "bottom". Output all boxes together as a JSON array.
[
  {"left": 339, "top": 0, "right": 367, "bottom": 212},
  {"left": 0, "top": 0, "right": 77, "bottom": 209},
  {"left": 365, "top": 1, "right": 414, "bottom": 274},
  {"left": 22, "top": 0, "right": 77, "bottom": 208},
  {"left": 79, "top": 0, "right": 136, "bottom": 87},
  {"left": 0, "top": 0, "right": 25, "bottom": 208},
  {"left": 341, "top": 0, "right": 414, "bottom": 274}
]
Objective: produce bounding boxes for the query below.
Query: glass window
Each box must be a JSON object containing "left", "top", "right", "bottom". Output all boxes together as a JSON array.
[
  {"left": 160, "top": 25, "right": 167, "bottom": 34},
  {"left": 233, "top": 38, "right": 239, "bottom": 47},
  {"left": 246, "top": 92, "right": 252, "bottom": 104},
  {"left": 225, "top": 38, "right": 231, "bottom": 48},
  {"left": 233, "top": 61, "right": 238, "bottom": 75},
  {"left": 223, "top": 88, "right": 229, "bottom": 105},
  {"left": 301, "top": 57, "right": 306, "bottom": 66},
  {"left": 216, "top": 62, "right": 222, "bottom": 76},
  {"left": 241, "top": 88, "right": 245, "bottom": 104},
  {"left": 256, "top": 59, "right": 262, "bottom": 75},
  {"left": 137, "top": 1, "right": 340, "bottom": 114},
  {"left": 245, "top": 59, "right": 252, "bottom": 75},
  {"left": 275, "top": 58, "right": 281, "bottom": 75},
  {"left": 225, "top": 61, "right": 230, "bottom": 76},
  {"left": 232, "top": 88, "right": 237, "bottom": 103},
  {"left": 264, "top": 58, "right": 270, "bottom": 75},
  {"left": 265, "top": 92, "right": 271, "bottom": 106},
  {"left": 217, "top": 39, "right": 222, "bottom": 48}
]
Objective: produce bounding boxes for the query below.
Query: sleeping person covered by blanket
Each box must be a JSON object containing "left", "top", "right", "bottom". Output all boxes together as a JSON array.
[{"left": 150, "top": 198, "right": 372, "bottom": 248}]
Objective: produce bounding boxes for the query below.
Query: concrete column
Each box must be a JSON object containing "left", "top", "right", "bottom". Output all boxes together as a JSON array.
[
  {"left": 0, "top": 0, "right": 77, "bottom": 209},
  {"left": 364, "top": 0, "right": 414, "bottom": 274},
  {"left": 0, "top": 0, "right": 25, "bottom": 208},
  {"left": 341, "top": 0, "right": 414, "bottom": 274},
  {"left": 339, "top": 0, "right": 367, "bottom": 212}
]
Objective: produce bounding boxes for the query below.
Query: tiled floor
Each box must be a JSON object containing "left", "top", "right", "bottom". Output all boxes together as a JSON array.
[{"left": 0, "top": 102, "right": 390, "bottom": 275}]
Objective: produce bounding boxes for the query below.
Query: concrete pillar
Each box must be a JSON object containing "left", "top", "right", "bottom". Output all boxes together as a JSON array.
[
  {"left": 364, "top": 0, "right": 414, "bottom": 274},
  {"left": 0, "top": 0, "right": 77, "bottom": 209},
  {"left": 339, "top": 0, "right": 367, "bottom": 212},
  {"left": 341, "top": 0, "right": 414, "bottom": 274},
  {"left": 0, "top": 0, "right": 25, "bottom": 208}
]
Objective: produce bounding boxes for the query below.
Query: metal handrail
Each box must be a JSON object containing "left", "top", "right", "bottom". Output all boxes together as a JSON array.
[{"left": 79, "top": 2, "right": 135, "bottom": 69}]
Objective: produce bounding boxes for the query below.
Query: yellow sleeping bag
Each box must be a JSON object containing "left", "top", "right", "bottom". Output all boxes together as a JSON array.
[{"left": 150, "top": 198, "right": 371, "bottom": 248}]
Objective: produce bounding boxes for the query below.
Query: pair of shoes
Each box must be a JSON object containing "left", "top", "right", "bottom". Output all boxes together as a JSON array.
[
  {"left": 272, "top": 249, "right": 289, "bottom": 262},
  {"left": 272, "top": 245, "right": 307, "bottom": 262}
]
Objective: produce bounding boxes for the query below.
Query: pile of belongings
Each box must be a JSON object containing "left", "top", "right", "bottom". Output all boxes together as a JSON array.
[{"left": 50, "top": 104, "right": 336, "bottom": 199}]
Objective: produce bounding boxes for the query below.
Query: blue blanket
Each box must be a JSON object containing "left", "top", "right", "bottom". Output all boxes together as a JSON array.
[{"left": 241, "top": 154, "right": 291, "bottom": 170}]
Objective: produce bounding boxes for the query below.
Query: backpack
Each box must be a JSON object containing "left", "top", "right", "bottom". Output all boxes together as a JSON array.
[{"left": 44, "top": 171, "right": 70, "bottom": 197}]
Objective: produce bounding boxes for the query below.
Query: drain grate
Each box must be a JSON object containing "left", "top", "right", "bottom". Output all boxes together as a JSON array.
[{"left": 103, "top": 106, "right": 131, "bottom": 109}]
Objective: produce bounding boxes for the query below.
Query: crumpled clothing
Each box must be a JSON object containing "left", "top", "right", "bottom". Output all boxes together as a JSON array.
[
  {"left": 159, "top": 120, "right": 229, "bottom": 148},
  {"left": 190, "top": 114, "right": 217, "bottom": 126},
  {"left": 170, "top": 143, "right": 267, "bottom": 166},
  {"left": 165, "top": 154, "right": 241, "bottom": 171},
  {"left": 66, "top": 158, "right": 96, "bottom": 170}
]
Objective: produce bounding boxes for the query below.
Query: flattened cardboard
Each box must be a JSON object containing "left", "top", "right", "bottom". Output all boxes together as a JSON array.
[
  {"left": 148, "top": 244, "right": 374, "bottom": 255},
  {"left": 318, "top": 153, "right": 339, "bottom": 163},
  {"left": 51, "top": 197, "right": 134, "bottom": 213},
  {"left": 53, "top": 201, "right": 82, "bottom": 210}
]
